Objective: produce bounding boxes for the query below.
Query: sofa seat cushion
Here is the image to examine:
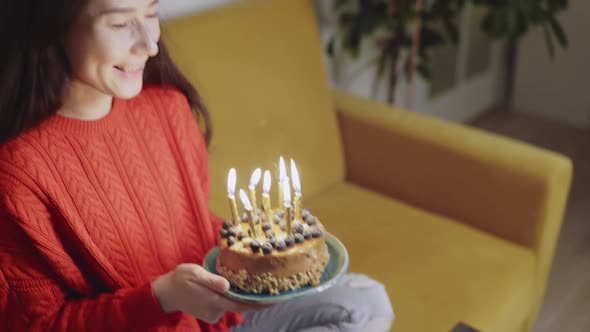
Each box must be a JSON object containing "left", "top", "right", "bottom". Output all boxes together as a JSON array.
[{"left": 306, "top": 182, "right": 535, "bottom": 332}]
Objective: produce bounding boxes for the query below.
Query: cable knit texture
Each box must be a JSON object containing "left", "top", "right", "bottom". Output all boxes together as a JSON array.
[{"left": 0, "top": 86, "right": 243, "bottom": 331}]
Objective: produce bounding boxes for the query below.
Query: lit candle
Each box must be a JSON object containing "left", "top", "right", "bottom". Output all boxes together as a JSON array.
[
  {"left": 278, "top": 156, "right": 287, "bottom": 207},
  {"left": 239, "top": 189, "right": 259, "bottom": 239},
  {"left": 282, "top": 178, "right": 293, "bottom": 234},
  {"left": 227, "top": 168, "right": 240, "bottom": 226},
  {"left": 290, "top": 159, "right": 302, "bottom": 221},
  {"left": 262, "top": 170, "right": 273, "bottom": 222},
  {"left": 249, "top": 168, "right": 262, "bottom": 213}
]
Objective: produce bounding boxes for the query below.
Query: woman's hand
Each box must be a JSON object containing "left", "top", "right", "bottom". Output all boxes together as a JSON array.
[{"left": 153, "top": 263, "right": 266, "bottom": 323}]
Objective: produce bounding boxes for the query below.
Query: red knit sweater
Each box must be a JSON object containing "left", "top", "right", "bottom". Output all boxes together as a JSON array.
[{"left": 0, "top": 86, "right": 243, "bottom": 331}]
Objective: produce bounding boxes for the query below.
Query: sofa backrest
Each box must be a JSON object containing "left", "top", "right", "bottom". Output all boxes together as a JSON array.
[{"left": 163, "top": 0, "right": 345, "bottom": 213}]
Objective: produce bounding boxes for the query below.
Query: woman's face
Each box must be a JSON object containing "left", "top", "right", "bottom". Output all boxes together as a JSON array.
[{"left": 65, "top": 0, "right": 160, "bottom": 99}]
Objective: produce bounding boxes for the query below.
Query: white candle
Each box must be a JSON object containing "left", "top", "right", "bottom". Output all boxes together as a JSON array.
[
  {"left": 278, "top": 156, "right": 287, "bottom": 207},
  {"left": 279, "top": 157, "right": 287, "bottom": 182},
  {"left": 227, "top": 168, "right": 240, "bottom": 226},
  {"left": 282, "top": 178, "right": 291, "bottom": 207},
  {"left": 239, "top": 189, "right": 259, "bottom": 239},
  {"left": 263, "top": 170, "right": 272, "bottom": 195},
  {"left": 262, "top": 170, "right": 273, "bottom": 222},
  {"left": 248, "top": 168, "right": 261, "bottom": 213},
  {"left": 282, "top": 178, "right": 293, "bottom": 234},
  {"left": 290, "top": 159, "right": 302, "bottom": 220}
]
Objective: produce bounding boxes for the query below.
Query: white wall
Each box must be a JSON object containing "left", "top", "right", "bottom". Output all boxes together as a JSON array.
[
  {"left": 160, "top": 0, "right": 501, "bottom": 123},
  {"left": 514, "top": 0, "right": 590, "bottom": 128}
]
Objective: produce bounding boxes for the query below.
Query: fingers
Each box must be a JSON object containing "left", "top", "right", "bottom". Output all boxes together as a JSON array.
[
  {"left": 173, "top": 263, "right": 272, "bottom": 320},
  {"left": 199, "top": 309, "right": 225, "bottom": 324},
  {"left": 180, "top": 264, "right": 230, "bottom": 294},
  {"left": 202, "top": 273, "right": 230, "bottom": 294}
]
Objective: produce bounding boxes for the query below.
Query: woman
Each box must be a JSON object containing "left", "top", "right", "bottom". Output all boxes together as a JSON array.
[{"left": 0, "top": 0, "right": 394, "bottom": 331}]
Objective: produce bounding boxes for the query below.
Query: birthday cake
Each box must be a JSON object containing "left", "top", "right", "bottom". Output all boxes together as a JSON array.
[{"left": 215, "top": 159, "right": 330, "bottom": 294}]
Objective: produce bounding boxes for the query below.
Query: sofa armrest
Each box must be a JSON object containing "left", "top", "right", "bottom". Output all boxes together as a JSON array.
[
  {"left": 334, "top": 87, "right": 571, "bottom": 248},
  {"left": 333, "top": 89, "right": 572, "bottom": 325}
]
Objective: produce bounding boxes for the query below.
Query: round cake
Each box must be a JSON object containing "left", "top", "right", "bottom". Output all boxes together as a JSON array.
[{"left": 216, "top": 208, "right": 330, "bottom": 294}]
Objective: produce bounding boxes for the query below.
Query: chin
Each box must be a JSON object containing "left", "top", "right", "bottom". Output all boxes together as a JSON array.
[{"left": 112, "top": 81, "right": 144, "bottom": 99}]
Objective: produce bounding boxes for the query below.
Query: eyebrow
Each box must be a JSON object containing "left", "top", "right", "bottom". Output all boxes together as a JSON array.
[{"left": 98, "top": 0, "right": 159, "bottom": 16}]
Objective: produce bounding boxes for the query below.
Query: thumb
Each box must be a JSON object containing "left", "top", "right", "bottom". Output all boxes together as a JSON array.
[{"left": 195, "top": 267, "right": 230, "bottom": 294}]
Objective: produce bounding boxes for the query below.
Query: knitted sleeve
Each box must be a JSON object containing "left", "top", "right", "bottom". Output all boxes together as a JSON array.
[{"left": 0, "top": 164, "right": 181, "bottom": 331}]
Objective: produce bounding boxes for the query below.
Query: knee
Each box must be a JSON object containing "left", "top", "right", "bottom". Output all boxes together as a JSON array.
[
  {"left": 282, "top": 274, "right": 394, "bottom": 332},
  {"left": 345, "top": 274, "right": 393, "bottom": 312},
  {"left": 363, "top": 316, "right": 395, "bottom": 332},
  {"left": 358, "top": 277, "right": 394, "bottom": 331},
  {"left": 342, "top": 274, "right": 395, "bottom": 326}
]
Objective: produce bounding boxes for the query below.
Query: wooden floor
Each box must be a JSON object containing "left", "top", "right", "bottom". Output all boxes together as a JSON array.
[{"left": 470, "top": 110, "right": 590, "bottom": 332}]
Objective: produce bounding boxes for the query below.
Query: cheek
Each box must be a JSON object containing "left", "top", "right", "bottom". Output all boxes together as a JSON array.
[
  {"left": 96, "top": 29, "right": 135, "bottom": 64},
  {"left": 150, "top": 21, "right": 161, "bottom": 43},
  {"left": 69, "top": 29, "right": 130, "bottom": 77}
]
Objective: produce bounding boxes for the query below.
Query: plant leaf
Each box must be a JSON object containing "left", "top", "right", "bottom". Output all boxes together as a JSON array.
[
  {"left": 417, "top": 62, "right": 432, "bottom": 80},
  {"left": 549, "top": 16, "right": 568, "bottom": 47},
  {"left": 481, "top": 8, "right": 508, "bottom": 39},
  {"left": 506, "top": 6, "right": 518, "bottom": 34},
  {"left": 420, "top": 27, "right": 445, "bottom": 49},
  {"left": 542, "top": 23, "right": 555, "bottom": 59},
  {"left": 548, "top": 0, "right": 568, "bottom": 12},
  {"left": 343, "top": 29, "right": 361, "bottom": 58},
  {"left": 514, "top": 12, "right": 529, "bottom": 37},
  {"left": 517, "top": 0, "right": 534, "bottom": 19},
  {"left": 443, "top": 18, "right": 460, "bottom": 44},
  {"left": 327, "top": 38, "right": 335, "bottom": 57},
  {"left": 334, "top": 0, "right": 349, "bottom": 11},
  {"left": 339, "top": 12, "right": 356, "bottom": 27}
]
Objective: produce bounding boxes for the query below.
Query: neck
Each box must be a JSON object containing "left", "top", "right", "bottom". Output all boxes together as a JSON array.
[{"left": 58, "top": 80, "right": 113, "bottom": 120}]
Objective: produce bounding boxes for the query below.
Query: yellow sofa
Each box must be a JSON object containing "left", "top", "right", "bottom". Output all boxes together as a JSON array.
[{"left": 163, "top": 1, "right": 573, "bottom": 331}]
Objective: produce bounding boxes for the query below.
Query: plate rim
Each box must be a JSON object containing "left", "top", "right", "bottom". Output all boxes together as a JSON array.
[{"left": 203, "top": 232, "right": 349, "bottom": 304}]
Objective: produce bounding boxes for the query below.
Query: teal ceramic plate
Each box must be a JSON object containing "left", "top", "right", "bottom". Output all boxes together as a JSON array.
[{"left": 203, "top": 232, "right": 349, "bottom": 304}]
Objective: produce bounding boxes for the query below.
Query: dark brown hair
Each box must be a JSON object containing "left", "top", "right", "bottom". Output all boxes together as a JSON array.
[{"left": 0, "top": 0, "right": 212, "bottom": 145}]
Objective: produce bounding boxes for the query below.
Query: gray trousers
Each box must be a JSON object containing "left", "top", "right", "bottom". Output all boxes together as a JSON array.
[{"left": 231, "top": 274, "right": 395, "bottom": 332}]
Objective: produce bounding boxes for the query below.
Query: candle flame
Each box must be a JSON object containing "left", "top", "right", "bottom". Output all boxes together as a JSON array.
[
  {"left": 239, "top": 189, "right": 253, "bottom": 211},
  {"left": 263, "top": 170, "right": 271, "bottom": 194},
  {"left": 282, "top": 179, "right": 291, "bottom": 206},
  {"left": 249, "top": 168, "right": 262, "bottom": 188},
  {"left": 279, "top": 156, "right": 287, "bottom": 182},
  {"left": 290, "top": 159, "right": 301, "bottom": 193},
  {"left": 227, "top": 168, "right": 236, "bottom": 196}
]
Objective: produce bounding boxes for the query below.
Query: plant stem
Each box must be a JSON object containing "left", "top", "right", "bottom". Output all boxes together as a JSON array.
[
  {"left": 502, "top": 37, "right": 518, "bottom": 112},
  {"left": 387, "top": 34, "right": 402, "bottom": 104},
  {"left": 407, "top": 0, "right": 424, "bottom": 109},
  {"left": 386, "top": 0, "right": 399, "bottom": 105}
]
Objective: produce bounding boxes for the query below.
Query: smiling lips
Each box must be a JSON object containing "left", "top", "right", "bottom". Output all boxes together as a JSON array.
[{"left": 114, "top": 64, "right": 144, "bottom": 78}]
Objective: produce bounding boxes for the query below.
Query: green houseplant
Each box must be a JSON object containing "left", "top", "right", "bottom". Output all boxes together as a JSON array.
[{"left": 327, "top": 0, "right": 569, "bottom": 106}]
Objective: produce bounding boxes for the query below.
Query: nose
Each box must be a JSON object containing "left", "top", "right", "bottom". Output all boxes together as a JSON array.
[{"left": 133, "top": 22, "right": 159, "bottom": 57}]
